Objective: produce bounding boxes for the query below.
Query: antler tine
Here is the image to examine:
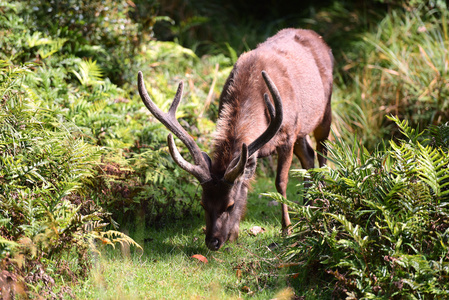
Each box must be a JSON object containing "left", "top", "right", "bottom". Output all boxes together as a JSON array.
[
  {"left": 138, "top": 71, "right": 211, "bottom": 183},
  {"left": 167, "top": 134, "right": 211, "bottom": 183},
  {"left": 138, "top": 71, "right": 186, "bottom": 141},
  {"left": 264, "top": 93, "right": 275, "bottom": 120},
  {"left": 167, "top": 80, "right": 183, "bottom": 118},
  {"left": 247, "top": 71, "right": 283, "bottom": 157}
]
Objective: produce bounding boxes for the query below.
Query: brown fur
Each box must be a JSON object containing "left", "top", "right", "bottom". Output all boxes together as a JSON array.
[{"left": 213, "top": 28, "right": 333, "bottom": 174}]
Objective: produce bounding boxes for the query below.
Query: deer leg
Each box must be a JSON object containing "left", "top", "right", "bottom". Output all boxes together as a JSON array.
[
  {"left": 294, "top": 137, "right": 315, "bottom": 205},
  {"left": 294, "top": 137, "right": 315, "bottom": 169},
  {"left": 314, "top": 103, "right": 332, "bottom": 168},
  {"left": 275, "top": 145, "right": 294, "bottom": 235}
]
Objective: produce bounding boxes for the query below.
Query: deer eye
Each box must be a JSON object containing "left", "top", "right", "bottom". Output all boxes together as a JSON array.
[{"left": 226, "top": 203, "right": 235, "bottom": 212}]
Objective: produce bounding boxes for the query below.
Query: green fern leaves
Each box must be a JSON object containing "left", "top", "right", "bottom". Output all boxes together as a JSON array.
[
  {"left": 278, "top": 118, "right": 449, "bottom": 298},
  {"left": 72, "top": 59, "right": 104, "bottom": 87},
  {"left": 0, "top": 62, "right": 142, "bottom": 295}
]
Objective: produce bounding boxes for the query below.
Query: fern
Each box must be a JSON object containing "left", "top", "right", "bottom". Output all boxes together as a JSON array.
[
  {"left": 283, "top": 117, "right": 449, "bottom": 298},
  {"left": 88, "top": 230, "right": 143, "bottom": 255},
  {"left": 0, "top": 61, "right": 119, "bottom": 280},
  {"left": 72, "top": 59, "right": 104, "bottom": 86}
]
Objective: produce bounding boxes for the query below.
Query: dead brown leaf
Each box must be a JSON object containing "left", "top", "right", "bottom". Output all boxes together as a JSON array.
[
  {"left": 249, "top": 226, "right": 266, "bottom": 236},
  {"left": 191, "top": 254, "right": 208, "bottom": 263}
]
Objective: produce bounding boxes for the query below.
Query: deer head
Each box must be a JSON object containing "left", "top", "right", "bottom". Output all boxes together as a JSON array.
[{"left": 137, "top": 71, "right": 283, "bottom": 250}]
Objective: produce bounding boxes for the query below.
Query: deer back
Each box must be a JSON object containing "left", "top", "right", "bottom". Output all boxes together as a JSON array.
[{"left": 212, "top": 28, "right": 333, "bottom": 172}]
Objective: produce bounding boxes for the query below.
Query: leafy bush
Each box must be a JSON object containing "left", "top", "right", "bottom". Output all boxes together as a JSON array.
[
  {"left": 267, "top": 118, "right": 449, "bottom": 298},
  {"left": 11, "top": 0, "right": 159, "bottom": 85},
  {"left": 0, "top": 62, "right": 144, "bottom": 298}
]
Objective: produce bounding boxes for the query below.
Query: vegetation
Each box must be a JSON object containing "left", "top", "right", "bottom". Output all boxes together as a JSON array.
[
  {"left": 0, "top": 0, "right": 448, "bottom": 298},
  {"left": 267, "top": 118, "right": 449, "bottom": 298},
  {"left": 72, "top": 181, "right": 295, "bottom": 299},
  {"left": 335, "top": 6, "right": 449, "bottom": 149}
]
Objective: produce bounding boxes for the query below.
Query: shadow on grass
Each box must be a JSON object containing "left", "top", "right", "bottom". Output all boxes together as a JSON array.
[
  {"left": 94, "top": 165, "right": 307, "bottom": 299},
  {"left": 128, "top": 156, "right": 307, "bottom": 257},
  {"left": 133, "top": 170, "right": 303, "bottom": 255}
]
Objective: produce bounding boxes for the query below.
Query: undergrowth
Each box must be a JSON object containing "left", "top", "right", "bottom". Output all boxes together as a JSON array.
[
  {"left": 0, "top": 1, "right": 228, "bottom": 297},
  {"left": 0, "top": 62, "right": 144, "bottom": 298},
  {"left": 266, "top": 118, "right": 449, "bottom": 298}
]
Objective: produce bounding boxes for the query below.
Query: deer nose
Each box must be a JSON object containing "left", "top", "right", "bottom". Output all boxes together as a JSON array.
[{"left": 207, "top": 238, "right": 220, "bottom": 251}]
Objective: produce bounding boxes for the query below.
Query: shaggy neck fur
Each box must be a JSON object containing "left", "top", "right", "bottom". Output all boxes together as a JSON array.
[{"left": 211, "top": 53, "right": 268, "bottom": 176}]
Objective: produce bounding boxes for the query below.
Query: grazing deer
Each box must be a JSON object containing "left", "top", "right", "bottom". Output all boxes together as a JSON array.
[{"left": 138, "top": 28, "right": 333, "bottom": 251}]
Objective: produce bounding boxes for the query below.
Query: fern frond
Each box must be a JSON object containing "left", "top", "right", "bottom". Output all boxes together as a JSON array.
[
  {"left": 415, "top": 143, "right": 449, "bottom": 199},
  {"left": 72, "top": 59, "right": 104, "bottom": 86},
  {"left": 427, "top": 122, "right": 449, "bottom": 150},
  {"left": 388, "top": 115, "right": 423, "bottom": 143},
  {"left": 83, "top": 220, "right": 109, "bottom": 233},
  {"left": 89, "top": 230, "right": 143, "bottom": 253},
  {"left": 0, "top": 236, "right": 19, "bottom": 249},
  {"left": 26, "top": 31, "right": 52, "bottom": 48},
  {"left": 327, "top": 213, "right": 369, "bottom": 249}
]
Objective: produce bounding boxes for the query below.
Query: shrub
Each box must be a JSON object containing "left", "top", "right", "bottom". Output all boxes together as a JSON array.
[
  {"left": 0, "top": 62, "right": 143, "bottom": 298},
  {"left": 266, "top": 117, "right": 449, "bottom": 298},
  {"left": 12, "top": 0, "right": 160, "bottom": 85}
]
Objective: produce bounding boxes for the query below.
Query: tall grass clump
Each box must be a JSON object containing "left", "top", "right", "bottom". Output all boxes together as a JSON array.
[
  {"left": 335, "top": 3, "right": 449, "bottom": 148},
  {"left": 266, "top": 117, "right": 449, "bottom": 298}
]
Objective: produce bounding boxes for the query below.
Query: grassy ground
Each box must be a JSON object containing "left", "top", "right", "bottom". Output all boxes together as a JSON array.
[{"left": 71, "top": 171, "right": 302, "bottom": 299}]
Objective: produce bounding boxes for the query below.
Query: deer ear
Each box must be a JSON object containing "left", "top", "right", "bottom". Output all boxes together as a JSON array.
[
  {"left": 243, "top": 155, "right": 257, "bottom": 179},
  {"left": 223, "top": 143, "right": 248, "bottom": 183},
  {"left": 202, "top": 152, "right": 212, "bottom": 170}
]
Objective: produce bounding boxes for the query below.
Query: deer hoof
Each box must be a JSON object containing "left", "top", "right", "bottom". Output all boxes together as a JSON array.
[{"left": 282, "top": 226, "right": 291, "bottom": 236}]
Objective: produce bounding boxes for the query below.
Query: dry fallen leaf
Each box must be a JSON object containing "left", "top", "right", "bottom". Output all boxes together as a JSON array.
[
  {"left": 191, "top": 254, "right": 208, "bottom": 263},
  {"left": 249, "top": 226, "right": 266, "bottom": 236}
]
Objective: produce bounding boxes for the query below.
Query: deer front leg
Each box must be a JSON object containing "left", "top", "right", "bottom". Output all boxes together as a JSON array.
[{"left": 275, "top": 145, "right": 294, "bottom": 235}]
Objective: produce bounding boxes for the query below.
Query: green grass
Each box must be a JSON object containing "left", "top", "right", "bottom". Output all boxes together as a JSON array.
[{"left": 71, "top": 175, "right": 300, "bottom": 299}]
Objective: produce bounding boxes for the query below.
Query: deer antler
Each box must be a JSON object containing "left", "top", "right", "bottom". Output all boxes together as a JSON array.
[
  {"left": 138, "top": 71, "right": 211, "bottom": 183},
  {"left": 223, "top": 71, "right": 283, "bottom": 183}
]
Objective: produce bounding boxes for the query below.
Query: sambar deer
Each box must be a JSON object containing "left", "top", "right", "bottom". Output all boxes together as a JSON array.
[{"left": 138, "top": 28, "right": 333, "bottom": 251}]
